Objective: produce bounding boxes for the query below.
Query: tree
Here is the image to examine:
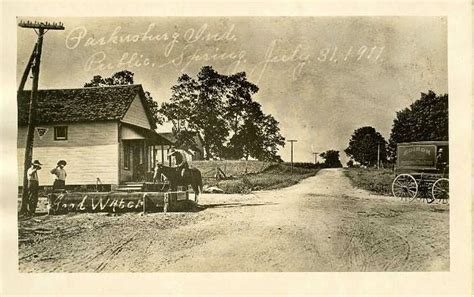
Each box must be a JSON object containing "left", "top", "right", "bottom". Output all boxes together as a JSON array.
[
  {"left": 252, "top": 114, "right": 285, "bottom": 161},
  {"left": 319, "top": 150, "right": 343, "bottom": 168},
  {"left": 160, "top": 68, "right": 229, "bottom": 159},
  {"left": 345, "top": 126, "right": 387, "bottom": 167},
  {"left": 221, "top": 69, "right": 285, "bottom": 161},
  {"left": 84, "top": 70, "right": 134, "bottom": 87},
  {"left": 388, "top": 90, "right": 448, "bottom": 160},
  {"left": 83, "top": 70, "right": 162, "bottom": 124},
  {"left": 160, "top": 66, "right": 285, "bottom": 161}
]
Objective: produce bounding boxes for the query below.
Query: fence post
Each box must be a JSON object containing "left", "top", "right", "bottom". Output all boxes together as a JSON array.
[
  {"left": 142, "top": 193, "right": 148, "bottom": 214},
  {"left": 163, "top": 193, "right": 169, "bottom": 213}
]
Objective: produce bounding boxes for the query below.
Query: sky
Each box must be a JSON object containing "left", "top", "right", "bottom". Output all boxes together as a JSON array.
[{"left": 17, "top": 17, "right": 447, "bottom": 163}]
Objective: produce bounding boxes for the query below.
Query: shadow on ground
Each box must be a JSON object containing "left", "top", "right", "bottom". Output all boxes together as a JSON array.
[{"left": 200, "top": 202, "right": 278, "bottom": 210}]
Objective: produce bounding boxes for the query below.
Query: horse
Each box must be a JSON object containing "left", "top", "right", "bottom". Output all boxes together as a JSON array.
[{"left": 153, "top": 164, "right": 203, "bottom": 203}]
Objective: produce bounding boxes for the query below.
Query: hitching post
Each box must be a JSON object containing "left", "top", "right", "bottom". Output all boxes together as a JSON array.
[{"left": 18, "top": 21, "right": 64, "bottom": 215}]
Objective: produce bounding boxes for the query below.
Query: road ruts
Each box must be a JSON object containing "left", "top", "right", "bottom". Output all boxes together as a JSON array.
[{"left": 18, "top": 169, "right": 449, "bottom": 272}]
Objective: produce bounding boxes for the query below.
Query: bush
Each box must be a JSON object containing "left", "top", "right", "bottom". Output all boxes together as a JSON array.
[{"left": 217, "top": 179, "right": 252, "bottom": 194}]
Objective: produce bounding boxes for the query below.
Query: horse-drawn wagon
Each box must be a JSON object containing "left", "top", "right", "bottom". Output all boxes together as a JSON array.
[{"left": 391, "top": 141, "right": 449, "bottom": 203}]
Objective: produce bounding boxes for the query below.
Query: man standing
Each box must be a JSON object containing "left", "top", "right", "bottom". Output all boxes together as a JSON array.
[
  {"left": 51, "top": 160, "right": 67, "bottom": 190},
  {"left": 436, "top": 147, "right": 448, "bottom": 172},
  {"left": 27, "top": 160, "right": 42, "bottom": 215},
  {"left": 168, "top": 148, "right": 189, "bottom": 179}
]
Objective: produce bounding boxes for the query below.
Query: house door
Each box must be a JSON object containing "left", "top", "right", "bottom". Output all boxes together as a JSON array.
[{"left": 132, "top": 142, "right": 143, "bottom": 181}]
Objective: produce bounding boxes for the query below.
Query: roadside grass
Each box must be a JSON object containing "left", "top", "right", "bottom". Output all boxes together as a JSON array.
[
  {"left": 206, "top": 163, "right": 320, "bottom": 194},
  {"left": 343, "top": 168, "right": 394, "bottom": 196}
]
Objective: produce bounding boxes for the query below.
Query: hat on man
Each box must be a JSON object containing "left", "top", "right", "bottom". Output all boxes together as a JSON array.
[
  {"left": 32, "top": 160, "right": 42, "bottom": 166},
  {"left": 57, "top": 160, "right": 67, "bottom": 166}
]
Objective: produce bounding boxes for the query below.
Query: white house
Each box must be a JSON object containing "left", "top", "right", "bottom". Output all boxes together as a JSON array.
[{"left": 17, "top": 84, "right": 172, "bottom": 189}]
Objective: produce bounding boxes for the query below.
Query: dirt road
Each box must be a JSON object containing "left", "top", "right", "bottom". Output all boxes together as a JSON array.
[{"left": 18, "top": 168, "right": 449, "bottom": 272}]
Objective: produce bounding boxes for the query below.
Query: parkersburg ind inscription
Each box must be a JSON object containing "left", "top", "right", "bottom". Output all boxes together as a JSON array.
[{"left": 65, "top": 23, "right": 385, "bottom": 82}]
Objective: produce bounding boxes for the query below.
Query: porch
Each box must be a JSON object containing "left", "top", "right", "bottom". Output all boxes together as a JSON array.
[{"left": 119, "top": 124, "right": 173, "bottom": 184}]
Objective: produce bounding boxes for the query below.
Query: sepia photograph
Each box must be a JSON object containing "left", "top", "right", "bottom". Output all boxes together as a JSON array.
[{"left": 14, "top": 16, "right": 452, "bottom": 273}]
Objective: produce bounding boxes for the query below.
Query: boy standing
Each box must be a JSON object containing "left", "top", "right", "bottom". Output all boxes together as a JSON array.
[{"left": 51, "top": 160, "right": 67, "bottom": 190}]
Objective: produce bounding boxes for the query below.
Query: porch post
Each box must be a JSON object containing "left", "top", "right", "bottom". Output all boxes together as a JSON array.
[
  {"left": 143, "top": 139, "right": 147, "bottom": 172},
  {"left": 168, "top": 146, "right": 172, "bottom": 167},
  {"left": 117, "top": 122, "right": 122, "bottom": 187},
  {"left": 161, "top": 144, "right": 164, "bottom": 165}
]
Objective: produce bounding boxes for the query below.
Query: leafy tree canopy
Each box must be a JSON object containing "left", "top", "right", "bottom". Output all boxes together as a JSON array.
[
  {"left": 319, "top": 150, "right": 343, "bottom": 168},
  {"left": 160, "top": 66, "right": 285, "bottom": 161},
  {"left": 388, "top": 90, "right": 448, "bottom": 159},
  {"left": 345, "top": 126, "right": 387, "bottom": 167}
]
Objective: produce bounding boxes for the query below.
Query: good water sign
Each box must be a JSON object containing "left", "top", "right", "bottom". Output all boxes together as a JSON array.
[
  {"left": 47, "top": 191, "right": 190, "bottom": 214},
  {"left": 48, "top": 192, "right": 146, "bottom": 214}
]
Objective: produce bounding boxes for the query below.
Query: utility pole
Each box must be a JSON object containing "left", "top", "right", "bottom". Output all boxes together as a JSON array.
[
  {"left": 312, "top": 152, "right": 319, "bottom": 164},
  {"left": 18, "top": 20, "right": 64, "bottom": 215},
  {"left": 287, "top": 140, "right": 297, "bottom": 172},
  {"left": 18, "top": 43, "right": 38, "bottom": 93}
]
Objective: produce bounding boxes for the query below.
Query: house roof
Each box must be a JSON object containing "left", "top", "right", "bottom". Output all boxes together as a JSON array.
[{"left": 18, "top": 84, "right": 156, "bottom": 128}]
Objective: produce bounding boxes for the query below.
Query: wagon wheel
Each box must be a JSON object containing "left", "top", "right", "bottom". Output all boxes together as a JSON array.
[
  {"left": 392, "top": 174, "right": 418, "bottom": 201},
  {"left": 432, "top": 178, "right": 449, "bottom": 204}
]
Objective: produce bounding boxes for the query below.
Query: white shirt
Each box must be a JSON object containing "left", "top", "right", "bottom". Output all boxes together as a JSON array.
[
  {"left": 51, "top": 167, "right": 67, "bottom": 180},
  {"left": 27, "top": 167, "right": 39, "bottom": 181}
]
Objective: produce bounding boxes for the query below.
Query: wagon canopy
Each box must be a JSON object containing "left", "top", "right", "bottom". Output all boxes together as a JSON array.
[{"left": 397, "top": 141, "right": 448, "bottom": 146}]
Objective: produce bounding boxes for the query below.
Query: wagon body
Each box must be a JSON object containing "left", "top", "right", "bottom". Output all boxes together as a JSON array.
[
  {"left": 395, "top": 141, "right": 448, "bottom": 173},
  {"left": 392, "top": 141, "right": 449, "bottom": 203}
]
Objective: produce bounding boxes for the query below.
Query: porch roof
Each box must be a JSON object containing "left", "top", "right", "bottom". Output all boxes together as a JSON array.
[{"left": 121, "top": 124, "right": 173, "bottom": 145}]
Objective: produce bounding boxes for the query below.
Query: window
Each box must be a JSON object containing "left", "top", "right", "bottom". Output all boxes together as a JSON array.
[
  {"left": 54, "top": 126, "right": 68, "bottom": 140},
  {"left": 124, "top": 143, "right": 130, "bottom": 170}
]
